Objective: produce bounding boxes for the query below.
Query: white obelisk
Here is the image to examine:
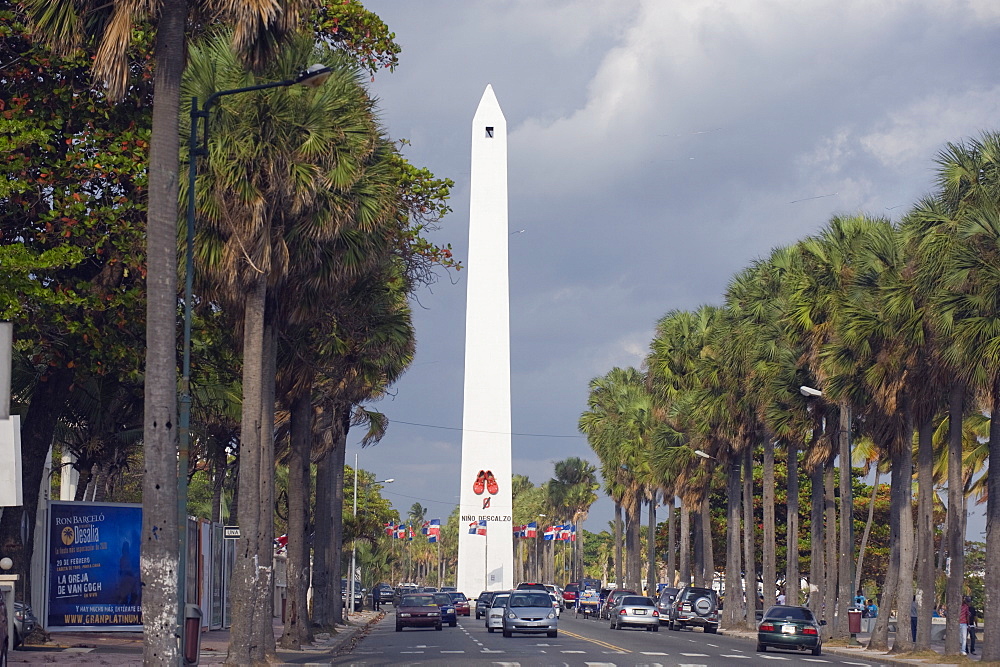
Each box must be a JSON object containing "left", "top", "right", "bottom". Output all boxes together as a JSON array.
[{"left": 456, "top": 85, "right": 514, "bottom": 595}]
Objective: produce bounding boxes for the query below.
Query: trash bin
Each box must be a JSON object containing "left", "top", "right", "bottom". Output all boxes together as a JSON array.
[
  {"left": 184, "top": 604, "right": 203, "bottom": 665},
  {"left": 848, "top": 608, "right": 862, "bottom": 634}
]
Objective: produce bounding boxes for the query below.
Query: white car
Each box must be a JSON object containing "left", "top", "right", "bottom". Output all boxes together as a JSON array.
[
  {"left": 549, "top": 592, "right": 562, "bottom": 618},
  {"left": 486, "top": 591, "right": 511, "bottom": 633}
]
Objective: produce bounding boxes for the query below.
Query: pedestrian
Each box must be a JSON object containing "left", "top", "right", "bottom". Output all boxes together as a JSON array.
[
  {"left": 854, "top": 590, "right": 867, "bottom": 609},
  {"left": 960, "top": 595, "right": 971, "bottom": 655},
  {"left": 910, "top": 595, "right": 918, "bottom": 643},
  {"left": 968, "top": 598, "right": 978, "bottom": 655},
  {"left": 776, "top": 589, "right": 786, "bottom": 605},
  {"left": 867, "top": 601, "right": 878, "bottom": 618},
  {"left": 373, "top": 590, "right": 381, "bottom": 611}
]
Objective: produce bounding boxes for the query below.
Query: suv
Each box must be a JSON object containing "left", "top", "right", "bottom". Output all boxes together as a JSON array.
[
  {"left": 373, "top": 583, "right": 394, "bottom": 605},
  {"left": 666, "top": 586, "right": 719, "bottom": 633},
  {"left": 563, "top": 582, "right": 581, "bottom": 606},
  {"left": 475, "top": 591, "right": 496, "bottom": 619},
  {"left": 655, "top": 586, "right": 680, "bottom": 625},
  {"left": 516, "top": 582, "right": 548, "bottom": 591}
]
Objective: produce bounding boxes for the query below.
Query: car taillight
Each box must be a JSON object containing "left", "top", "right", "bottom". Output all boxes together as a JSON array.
[
  {"left": 759, "top": 623, "right": 774, "bottom": 631},
  {"left": 653, "top": 610, "right": 659, "bottom": 617},
  {"left": 619, "top": 609, "right": 627, "bottom": 615},
  {"left": 803, "top": 627, "right": 818, "bottom": 635}
]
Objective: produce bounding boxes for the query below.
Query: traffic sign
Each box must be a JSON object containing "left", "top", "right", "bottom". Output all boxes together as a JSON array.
[{"left": 223, "top": 525, "right": 240, "bottom": 539}]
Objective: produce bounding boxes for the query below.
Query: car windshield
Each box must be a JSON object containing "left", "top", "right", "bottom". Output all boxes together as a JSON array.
[
  {"left": 402, "top": 596, "right": 432, "bottom": 606},
  {"left": 621, "top": 596, "right": 653, "bottom": 606},
  {"left": 433, "top": 593, "right": 453, "bottom": 605},
  {"left": 683, "top": 588, "right": 715, "bottom": 600},
  {"left": 491, "top": 595, "right": 510, "bottom": 608},
  {"left": 449, "top": 592, "right": 467, "bottom": 601},
  {"left": 765, "top": 606, "right": 815, "bottom": 622},
  {"left": 510, "top": 593, "right": 552, "bottom": 608}
]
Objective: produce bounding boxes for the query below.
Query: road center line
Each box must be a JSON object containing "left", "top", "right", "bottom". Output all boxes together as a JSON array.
[{"left": 559, "top": 628, "right": 632, "bottom": 653}]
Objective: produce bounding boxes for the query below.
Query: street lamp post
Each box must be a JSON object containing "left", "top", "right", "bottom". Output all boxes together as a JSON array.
[
  {"left": 177, "top": 64, "right": 332, "bottom": 652},
  {"left": 348, "top": 452, "right": 393, "bottom": 618}
]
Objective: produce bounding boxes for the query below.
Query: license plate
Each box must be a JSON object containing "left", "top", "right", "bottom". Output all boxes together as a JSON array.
[
  {"left": 782, "top": 624, "right": 796, "bottom": 634},
  {"left": 634, "top": 609, "right": 646, "bottom": 614}
]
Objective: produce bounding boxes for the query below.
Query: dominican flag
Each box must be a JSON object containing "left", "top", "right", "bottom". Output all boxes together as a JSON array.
[
  {"left": 513, "top": 525, "right": 523, "bottom": 538},
  {"left": 385, "top": 522, "right": 396, "bottom": 537},
  {"left": 428, "top": 533, "right": 439, "bottom": 543},
  {"left": 408, "top": 526, "right": 415, "bottom": 541},
  {"left": 525, "top": 522, "right": 537, "bottom": 538},
  {"left": 543, "top": 525, "right": 556, "bottom": 541},
  {"left": 468, "top": 521, "right": 479, "bottom": 535},
  {"left": 477, "top": 520, "right": 487, "bottom": 535},
  {"left": 396, "top": 525, "right": 407, "bottom": 540},
  {"left": 428, "top": 519, "right": 441, "bottom": 537},
  {"left": 569, "top": 524, "right": 577, "bottom": 542},
  {"left": 421, "top": 521, "right": 431, "bottom": 535}
]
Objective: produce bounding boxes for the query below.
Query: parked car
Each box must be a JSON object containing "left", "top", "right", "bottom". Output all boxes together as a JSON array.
[
  {"left": 13, "top": 601, "right": 36, "bottom": 646},
  {"left": 448, "top": 592, "right": 471, "bottom": 617},
  {"left": 757, "top": 605, "right": 823, "bottom": 655},
  {"left": 655, "top": 587, "right": 680, "bottom": 625},
  {"left": 432, "top": 592, "right": 458, "bottom": 627},
  {"left": 485, "top": 591, "right": 512, "bottom": 633},
  {"left": 475, "top": 591, "right": 496, "bottom": 620},
  {"left": 515, "top": 582, "right": 547, "bottom": 591},
  {"left": 395, "top": 593, "right": 442, "bottom": 631},
  {"left": 501, "top": 590, "right": 558, "bottom": 638},
  {"left": 548, "top": 592, "right": 562, "bottom": 618},
  {"left": 340, "top": 580, "right": 364, "bottom": 611},
  {"left": 372, "top": 583, "right": 394, "bottom": 605},
  {"left": 666, "top": 586, "right": 719, "bottom": 633},
  {"left": 0, "top": 593, "right": 8, "bottom": 665},
  {"left": 609, "top": 595, "right": 659, "bottom": 631},
  {"left": 600, "top": 589, "right": 637, "bottom": 619}
]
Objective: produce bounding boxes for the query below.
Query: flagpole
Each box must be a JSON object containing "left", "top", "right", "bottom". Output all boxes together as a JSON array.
[{"left": 484, "top": 525, "right": 489, "bottom": 591}]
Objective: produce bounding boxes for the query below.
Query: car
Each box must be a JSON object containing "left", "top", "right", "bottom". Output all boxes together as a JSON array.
[
  {"left": 422, "top": 587, "right": 438, "bottom": 593},
  {"left": 600, "top": 589, "right": 637, "bottom": 619},
  {"left": 372, "top": 583, "right": 394, "bottom": 605},
  {"left": 13, "top": 601, "right": 37, "bottom": 646},
  {"left": 448, "top": 592, "right": 471, "bottom": 616},
  {"left": 757, "top": 605, "right": 823, "bottom": 655},
  {"left": 655, "top": 587, "right": 680, "bottom": 624},
  {"left": 485, "top": 591, "right": 512, "bottom": 633},
  {"left": 440, "top": 586, "right": 457, "bottom": 592},
  {"left": 341, "top": 579, "right": 364, "bottom": 611},
  {"left": 0, "top": 592, "right": 8, "bottom": 665},
  {"left": 475, "top": 591, "right": 496, "bottom": 619},
  {"left": 501, "top": 590, "right": 558, "bottom": 638},
  {"left": 610, "top": 595, "right": 660, "bottom": 631},
  {"left": 432, "top": 592, "right": 458, "bottom": 626},
  {"left": 395, "top": 593, "right": 443, "bottom": 631},
  {"left": 393, "top": 584, "right": 420, "bottom": 606},
  {"left": 666, "top": 586, "right": 719, "bottom": 633},
  {"left": 562, "top": 582, "right": 581, "bottom": 606},
  {"left": 515, "top": 582, "right": 548, "bottom": 591},
  {"left": 548, "top": 592, "right": 562, "bottom": 618}
]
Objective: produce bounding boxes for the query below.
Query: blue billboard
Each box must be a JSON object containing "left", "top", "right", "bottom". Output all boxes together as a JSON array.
[{"left": 47, "top": 501, "right": 142, "bottom": 630}]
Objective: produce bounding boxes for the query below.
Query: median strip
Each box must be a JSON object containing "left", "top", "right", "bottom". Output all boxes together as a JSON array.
[{"left": 558, "top": 629, "right": 632, "bottom": 653}]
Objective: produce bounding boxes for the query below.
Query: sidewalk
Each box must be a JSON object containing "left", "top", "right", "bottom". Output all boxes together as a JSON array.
[{"left": 9, "top": 611, "right": 383, "bottom": 665}]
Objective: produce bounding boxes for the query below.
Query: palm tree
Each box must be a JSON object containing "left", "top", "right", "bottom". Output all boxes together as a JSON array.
[{"left": 549, "top": 458, "right": 598, "bottom": 581}]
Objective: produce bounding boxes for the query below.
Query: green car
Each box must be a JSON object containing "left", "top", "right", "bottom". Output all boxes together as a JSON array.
[{"left": 757, "top": 605, "right": 823, "bottom": 655}]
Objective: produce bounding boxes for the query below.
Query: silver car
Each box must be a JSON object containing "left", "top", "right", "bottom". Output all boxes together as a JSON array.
[
  {"left": 610, "top": 595, "right": 660, "bottom": 631},
  {"left": 486, "top": 591, "right": 511, "bottom": 633},
  {"left": 502, "top": 591, "right": 558, "bottom": 638}
]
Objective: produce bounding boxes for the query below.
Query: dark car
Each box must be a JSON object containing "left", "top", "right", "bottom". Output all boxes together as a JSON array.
[
  {"left": 757, "top": 605, "right": 823, "bottom": 655},
  {"left": 515, "top": 582, "right": 548, "bottom": 591},
  {"left": 600, "top": 589, "right": 637, "bottom": 620},
  {"left": 393, "top": 584, "right": 420, "bottom": 606},
  {"left": 475, "top": 591, "right": 496, "bottom": 619},
  {"left": 13, "top": 601, "right": 37, "bottom": 646},
  {"left": 448, "top": 592, "right": 470, "bottom": 617},
  {"left": 0, "top": 593, "right": 8, "bottom": 665},
  {"left": 373, "top": 583, "right": 394, "bottom": 605},
  {"left": 655, "top": 587, "right": 680, "bottom": 625},
  {"left": 341, "top": 579, "right": 364, "bottom": 610},
  {"left": 395, "top": 593, "right": 443, "bottom": 631},
  {"left": 666, "top": 586, "right": 719, "bottom": 633},
  {"left": 432, "top": 592, "right": 458, "bottom": 627}
]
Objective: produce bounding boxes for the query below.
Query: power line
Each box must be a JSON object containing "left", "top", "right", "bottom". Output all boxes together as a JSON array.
[{"left": 389, "top": 418, "right": 583, "bottom": 439}]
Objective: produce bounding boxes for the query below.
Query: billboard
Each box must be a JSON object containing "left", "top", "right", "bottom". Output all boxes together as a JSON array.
[{"left": 47, "top": 501, "right": 142, "bottom": 630}]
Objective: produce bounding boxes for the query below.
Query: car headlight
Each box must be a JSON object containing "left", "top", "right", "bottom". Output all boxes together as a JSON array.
[
  {"left": 507, "top": 612, "right": 516, "bottom": 619},
  {"left": 399, "top": 613, "right": 411, "bottom": 617},
  {"left": 547, "top": 612, "right": 555, "bottom": 619},
  {"left": 431, "top": 611, "right": 440, "bottom": 616}
]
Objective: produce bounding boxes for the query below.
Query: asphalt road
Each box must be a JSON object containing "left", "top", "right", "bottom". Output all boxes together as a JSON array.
[{"left": 333, "top": 608, "right": 893, "bottom": 667}]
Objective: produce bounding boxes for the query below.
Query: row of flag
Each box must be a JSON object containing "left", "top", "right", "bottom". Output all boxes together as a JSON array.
[
  {"left": 384, "top": 519, "right": 442, "bottom": 543},
  {"left": 515, "top": 523, "right": 576, "bottom": 541}
]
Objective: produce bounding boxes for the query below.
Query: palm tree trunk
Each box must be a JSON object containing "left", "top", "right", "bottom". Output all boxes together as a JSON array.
[
  {"left": 915, "top": 416, "right": 934, "bottom": 650},
  {"left": 330, "top": 406, "right": 349, "bottom": 625},
  {"left": 891, "top": 414, "right": 916, "bottom": 654},
  {"left": 854, "top": 466, "right": 880, "bottom": 600},
  {"left": 626, "top": 489, "right": 642, "bottom": 589},
  {"left": 724, "top": 457, "right": 744, "bottom": 629},
  {"left": 227, "top": 276, "right": 267, "bottom": 665},
  {"left": 945, "top": 382, "right": 965, "bottom": 656},
  {"left": 646, "top": 493, "right": 657, "bottom": 592},
  {"left": 614, "top": 501, "right": 623, "bottom": 586},
  {"left": 312, "top": 454, "right": 333, "bottom": 628},
  {"left": 836, "top": 402, "right": 854, "bottom": 639},
  {"left": 984, "top": 379, "right": 1000, "bottom": 662},
  {"left": 256, "top": 322, "right": 278, "bottom": 658},
  {"left": 279, "top": 393, "right": 313, "bottom": 649},
  {"left": 809, "top": 462, "right": 825, "bottom": 619},
  {"left": 666, "top": 499, "right": 676, "bottom": 585},
  {"left": 763, "top": 439, "right": 775, "bottom": 605},
  {"left": 823, "top": 459, "right": 837, "bottom": 637},
  {"left": 868, "top": 448, "right": 903, "bottom": 652},
  {"left": 679, "top": 503, "right": 691, "bottom": 586},
  {"left": 742, "top": 447, "right": 755, "bottom": 626},
  {"left": 141, "top": 3, "right": 186, "bottom": 662},
  {"left": 702, "top": 491, "right": 714, "bottom": 591},
  {"left": 785, "top": 441, "right": 799, "bottom": 605}
]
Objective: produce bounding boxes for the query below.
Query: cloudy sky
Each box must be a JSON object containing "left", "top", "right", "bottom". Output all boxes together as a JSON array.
[{"left": 353, "top": 0, "right": 1000, "bottom": 536}]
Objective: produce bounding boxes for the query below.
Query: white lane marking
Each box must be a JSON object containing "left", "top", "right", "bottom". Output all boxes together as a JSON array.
[
  {"left": 641, "top": 652, "right": 669, "bottom": 655},
  {"left": 706, "top": 643, "right": 718, "bottom": 647},
  {"left": 400, "top": 651, "right": 424, "bottom": 654},
  {"left": 492, "top": 663, "right": 520, "bottom": 667},
  {"left": 842, "top": 663, "right": 871, "bottom": 666},
  {"left": 802, "top": 660, "right": 830, "bottom": 663},
  {"left": 756, "top": 656, "right": 791, "bottom": 660},
  {"left": 562, "top": 650, "right": 586, "bottom": 653},
  {"left": 584, "top": 663, "right": 618, "bottom": 667},
  {"left": 482, "top": 649, "right": 505, "bottom": 653},
  {"left": 442, "top": 650, "right": 465, "bottom": 653},
  {"left": 680, "top": 654, "right": 709, "bottom": 657},
  {"left": 720, "top": 655, "right": 752, "bottom": 659}
]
